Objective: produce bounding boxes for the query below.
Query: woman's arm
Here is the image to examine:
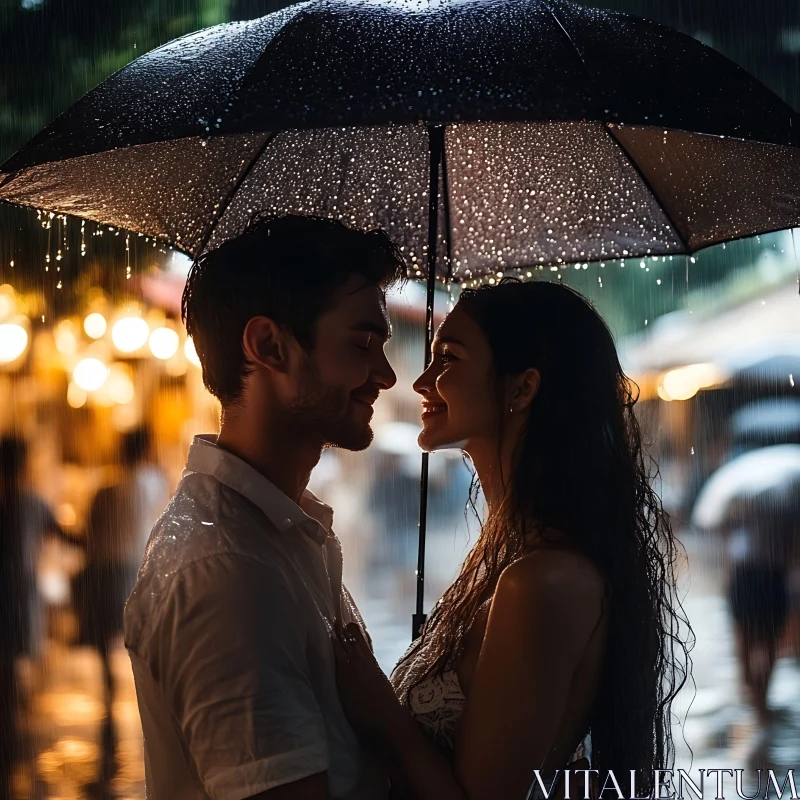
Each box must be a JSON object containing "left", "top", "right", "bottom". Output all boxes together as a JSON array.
[
  {"left": 333, "top": 625, "right": 466, "bottom": 800},
  {"left": 334, "top": 549, "right": 605, "bottom": 800},
  {"left": 452, "top": 550, "right": 606, "bottom": 800}
]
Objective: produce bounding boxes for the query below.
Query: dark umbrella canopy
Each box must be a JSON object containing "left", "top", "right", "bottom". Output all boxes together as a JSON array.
[{"left": 1, "top": 0, "right": 800, "bottom": 278}]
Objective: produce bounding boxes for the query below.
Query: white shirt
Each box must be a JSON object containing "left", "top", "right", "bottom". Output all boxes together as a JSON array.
[{"left": 124, "top": 435, "right": 387, "bottom": 800}]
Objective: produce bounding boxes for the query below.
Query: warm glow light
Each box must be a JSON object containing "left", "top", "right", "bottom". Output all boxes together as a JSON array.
[
  {"left": 83, "top": 312, "right": 107, "bottom": 340},
  {"left": 111, "top": 316, "right": 149, "bottom": 353},
  {"left": 54, "top": 320, "right": 79, "bottom": 356},
  {"left": 0, "top": 323, "right": 28, "bottom": 364},
  {"left": 660, "top": 363, "right": 725, "bottom": 402},
  {"left": 73, "top": 358, "right": 109, "bottom": 392},
  {"left": 67, "top": 381, "right": 87, "bottom": 408},
  {"left": 150, "top": 327, "right": 179, "bottom": 360},
  {"left": 184, "top": 337, "right": 201, "bottom": 368},
  {"left": 657, "top": 383, "right": 673, "bottom": 402},
  {"left": 0, "top": 286, "right": 15, "bottom": 322},
  {"left": 107, "top": 365, "right": 135, "bottom": 405}
]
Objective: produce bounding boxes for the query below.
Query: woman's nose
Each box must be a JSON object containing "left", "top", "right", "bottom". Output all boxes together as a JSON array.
[{"left": 413, "top": 362, "right": 436, "bottom": 396}]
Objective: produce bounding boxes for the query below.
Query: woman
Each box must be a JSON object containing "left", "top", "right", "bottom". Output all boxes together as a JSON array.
[{"left": 333, "top": 279, "right": 692, "bottom": 800}]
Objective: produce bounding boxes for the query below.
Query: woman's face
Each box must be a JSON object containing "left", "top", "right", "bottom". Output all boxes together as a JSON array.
[{"left": 413, "top": 302, "right": 499, "bottom": 453}]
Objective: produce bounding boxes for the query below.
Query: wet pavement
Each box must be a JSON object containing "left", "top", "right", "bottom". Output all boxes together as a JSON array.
[{"left": 13, "top": 533, "right": 800, "bottom": 799}]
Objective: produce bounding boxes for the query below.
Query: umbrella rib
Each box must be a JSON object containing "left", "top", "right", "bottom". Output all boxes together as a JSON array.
[
  {"left": 539, "top": 0, "right": 600, "bottom": 102},
  {"left": 440, "top": 127, "right": 454, "bottom": 282},
  {"left": 604, "top": 124, "right": 691, "bottom": 253},
  {"left": 192, "top": 130, "right": 279, "bottom": 259}
]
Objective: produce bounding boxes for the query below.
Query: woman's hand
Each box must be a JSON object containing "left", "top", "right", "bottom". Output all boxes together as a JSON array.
[{"left": 332, "top": 621, "right": 403, "bottom": 741}]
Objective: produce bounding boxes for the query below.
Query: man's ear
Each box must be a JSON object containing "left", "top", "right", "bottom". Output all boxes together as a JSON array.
[
  {"left": 242, "top": 316, "right": 292, "bottom": 374},
  {"left": 511, "top": 367, "right": 541, "bottom": 412}
]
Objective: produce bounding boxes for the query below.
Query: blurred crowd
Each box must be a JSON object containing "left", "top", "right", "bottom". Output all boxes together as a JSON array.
[{"left": 0, "top": 427, "right": 167, "bottom": 799}]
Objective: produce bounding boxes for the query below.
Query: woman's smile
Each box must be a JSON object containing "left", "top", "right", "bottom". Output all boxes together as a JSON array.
[{"left": 421, "top": 401, "right": 447, "bottom": 420}]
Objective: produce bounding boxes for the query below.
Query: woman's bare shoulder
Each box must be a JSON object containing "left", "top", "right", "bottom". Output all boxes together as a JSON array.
[{"left": 498, "top": 546, "right": 606, "bottom": 607}]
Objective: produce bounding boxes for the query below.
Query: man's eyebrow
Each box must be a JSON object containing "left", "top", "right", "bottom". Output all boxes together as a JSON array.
[{"left": 351, "top": 321, "right": 392, "bottom": 341}]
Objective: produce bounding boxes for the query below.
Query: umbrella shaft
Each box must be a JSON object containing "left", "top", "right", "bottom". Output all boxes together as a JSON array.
[{"left": 414, "top": 125, "right": 445, "bottom": 641}]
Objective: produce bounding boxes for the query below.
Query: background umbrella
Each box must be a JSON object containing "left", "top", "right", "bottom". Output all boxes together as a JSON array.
[
  {"left": 691, "top": 444, "right": 800, "bottom": 532},
  {"left": 724, "top": 338, "right": 800, "bottom": 388},
  {"left": 730, "top": 399, "right": 800, "bottom": 451},
  {"left": 3, "top": 0, "right": 800, "bottom": 637}
]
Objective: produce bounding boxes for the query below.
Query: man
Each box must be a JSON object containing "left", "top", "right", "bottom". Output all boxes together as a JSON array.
[{"left": 124, "top": 215, "right": 403, "bottom": 800}]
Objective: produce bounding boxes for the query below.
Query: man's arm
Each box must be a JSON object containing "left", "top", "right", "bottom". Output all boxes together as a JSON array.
[
  {"left": 250, "top": 771, "right": 329, "bottom": 799},
  {"left": 155, "top": 554, "right": 331, "bottom": 798}
]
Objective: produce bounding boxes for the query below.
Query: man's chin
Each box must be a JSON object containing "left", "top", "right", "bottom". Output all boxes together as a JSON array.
[{"left": 326, "top": 420, "right": 374, "bottom": 452}]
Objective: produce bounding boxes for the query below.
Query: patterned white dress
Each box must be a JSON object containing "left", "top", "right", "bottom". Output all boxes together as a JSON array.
[{"left": 390, "top": 618, "right": 590, "bottom": 799}]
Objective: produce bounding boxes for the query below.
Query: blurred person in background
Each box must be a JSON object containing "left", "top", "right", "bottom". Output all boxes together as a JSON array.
[
  {"left": 0, "top": 435, "right": 63, "bottom": 800},
  {"left": 724, "top": 500, "right": 796, "bottom": 732},
  {"left": 367, "top": 451, "right": 419, "bottom": 579},
  {"left": 74, "top": 426, "right": 168, "bottom": 794}
]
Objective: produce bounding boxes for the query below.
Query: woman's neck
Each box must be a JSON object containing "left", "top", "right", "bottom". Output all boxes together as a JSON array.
[{"left": 465, "top": 438, "right": 514, "bottom": 514}]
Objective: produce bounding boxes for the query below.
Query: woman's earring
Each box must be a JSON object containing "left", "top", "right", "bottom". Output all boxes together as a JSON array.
[{"left": 509, "top": 405, "right": 514, "bottom": 414}]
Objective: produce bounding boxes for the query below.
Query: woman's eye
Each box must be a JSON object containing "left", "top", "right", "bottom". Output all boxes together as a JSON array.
[
  {"left": 440, "top": 350, "right": 454, "bottom": 366},
  {"left": 354, "top": 336, "right": 372, "bottom": 351}
]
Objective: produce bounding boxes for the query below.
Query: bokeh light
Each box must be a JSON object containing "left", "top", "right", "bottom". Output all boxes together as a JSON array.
[
  {"left": 83, "top": 312, "right": 107, "bottom": 339},
  {"left": 184, "top": 337, "right": 201, "bottom": 368},
  {"left": 72, "top": 357, "right": 109, "bottom": 392},
  {"left": 659, "top": 363, "right": 726, "bottom": 402},
  {"left": 66, "top": 381, "right": 87, "bottom": 408},
  {"left": 0, "top": 322, "right": 29, "bottom": 364},
  {"left": 0, "top": 284, "right": 16, "bottom": 321},
  {"left": 111, "top": 316, "right": 149, "bottom": 353},
  {"left": 54, "top": 320, "right": 79, "bottom": 356},
  {"left": 149, "top": 326, "right": 179, "bottom": 360}
]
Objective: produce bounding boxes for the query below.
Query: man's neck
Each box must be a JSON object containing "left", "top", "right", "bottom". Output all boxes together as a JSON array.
[{"left": 216, "top": 414, "right": 322, "bottom": 506}]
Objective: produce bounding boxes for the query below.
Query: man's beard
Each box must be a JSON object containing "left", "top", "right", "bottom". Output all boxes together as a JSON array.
[{"left": 287, "top": 362, "right": 374, "bottom": 452}]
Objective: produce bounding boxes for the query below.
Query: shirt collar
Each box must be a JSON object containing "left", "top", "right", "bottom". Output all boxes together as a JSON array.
[{"left": 184, "top": 434, "right": 333, "bottom": 547}]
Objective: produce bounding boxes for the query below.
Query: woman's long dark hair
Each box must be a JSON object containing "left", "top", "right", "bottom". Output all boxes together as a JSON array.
[{"left": 395, "top": 279, "right": 692, "bottom": 789}]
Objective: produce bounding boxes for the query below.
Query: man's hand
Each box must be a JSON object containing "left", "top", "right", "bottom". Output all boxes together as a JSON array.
[
  {"left": 248, "top": 771, "right": 329, "bottom": 799},
  {"left": 332, "top": 622, "right": 403, "bottom": 741}
]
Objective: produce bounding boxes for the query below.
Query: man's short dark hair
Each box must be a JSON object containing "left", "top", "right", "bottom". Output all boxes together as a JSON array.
[{"left": 182, "top": 215, "right": 406, "bottom": 405}]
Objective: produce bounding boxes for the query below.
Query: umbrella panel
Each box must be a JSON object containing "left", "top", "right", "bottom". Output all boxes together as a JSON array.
[
  {"left": 205, "top": 125, "right": 432, "bottom": 271},
  {"left": 612, "top": 126, "right": 800, "bottom": 251},
  {"left": 228, "top": 0, "right": 596, "bottom": 132},
  {"left": 0, "top": 11, "right": 302, "bottom": 171},
  {"left": 553, "top": 0, "right": 800, "bottom": 147},
  {"left": 445, "top": 121, "right": 683, "bottom": 279},
  {"left": 0, "top": 134, "right": 270, "bottom": 255}
]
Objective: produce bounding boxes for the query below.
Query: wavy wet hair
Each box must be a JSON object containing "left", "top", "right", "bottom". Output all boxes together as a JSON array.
[{"left": 394, "top": 278, "right": 692, "bottom": 789}]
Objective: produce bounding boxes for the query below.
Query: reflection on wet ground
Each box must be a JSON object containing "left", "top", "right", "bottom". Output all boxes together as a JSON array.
[
  {"left": 14, "top": 645, "right": 144, "bottom": 799},
  {"left": 14, "top": 534, "right": 800, "bottom": 799}
]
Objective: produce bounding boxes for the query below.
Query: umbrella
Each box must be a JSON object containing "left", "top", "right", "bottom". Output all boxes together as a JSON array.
[
  {"left": 724, "top": 337, "right": 800, "bottom": 387},
  {"left": 730, "top": 399, "right": 800, "bottom": 449},
  {"left": 691, "top": 444, "right": 800, "bottom": 531},
  {"left": 3, "top": 0, "right": 800, "bottom": 637}
]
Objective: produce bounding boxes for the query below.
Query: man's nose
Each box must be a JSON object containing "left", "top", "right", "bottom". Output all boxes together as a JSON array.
[{"left": 373, "top": 350, "right": 397, "bottom": 390}]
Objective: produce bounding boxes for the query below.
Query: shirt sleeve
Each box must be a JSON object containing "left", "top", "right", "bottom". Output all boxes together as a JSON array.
[{"left": 154, "top": 553, "right": 329, "bottom": 800}]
